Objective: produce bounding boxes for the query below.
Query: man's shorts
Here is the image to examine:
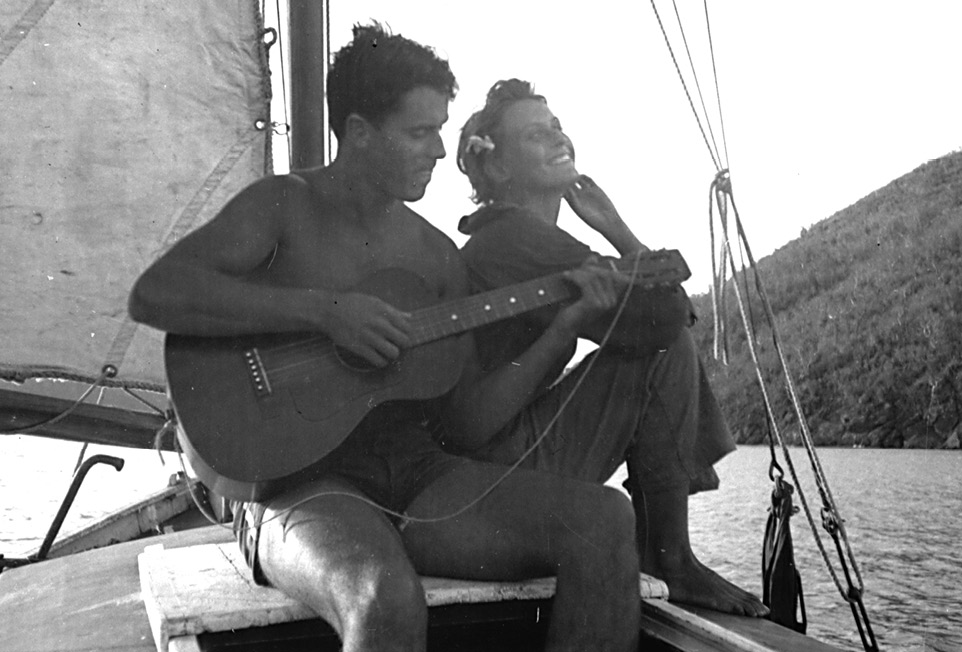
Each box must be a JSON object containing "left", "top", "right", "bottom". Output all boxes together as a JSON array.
[{"left": 232, "top": 414, "right": 464, "bottom": 586}]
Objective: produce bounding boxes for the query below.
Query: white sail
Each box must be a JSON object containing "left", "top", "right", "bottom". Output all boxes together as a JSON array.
[{"left": 0, "top": 0, "right": 271, "bottom": 393}]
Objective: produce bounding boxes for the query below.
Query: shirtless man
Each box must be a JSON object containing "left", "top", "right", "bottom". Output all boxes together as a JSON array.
[{"left": 130, "top": 24, "right": 641, "bottom": 652}]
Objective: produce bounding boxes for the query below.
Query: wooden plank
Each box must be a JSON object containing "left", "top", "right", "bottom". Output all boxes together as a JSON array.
[
  {"left": 0, "top": 387, "right": 169, "bottom": 450},
  {"left": 168, "top": 639, "right": 202, "bottom": 652},
  {"left": 641, "top": 600, "right": 778, "bottom": 652},
  {"left": 640, "top": 600, "right": 843, "bottom": 652},
  {"left": 139, "top": 542, "right": 669, "bottom": 652},
  {"left": 680, "top": 605, "right": 843, "bottom": 652},
  {"left": 0, "top": 526, "right": 234, "bottom": 652},
  {"left": 35, "top": 482, "right": 194, "bottom": 559},
  {"left": 139, "top": 543, "right": 316, "bottom": 652}
]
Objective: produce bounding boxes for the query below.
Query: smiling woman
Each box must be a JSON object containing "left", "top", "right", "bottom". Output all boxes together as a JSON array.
[{"left": 457, "top": 79, "right": 579, "bottom": 208}]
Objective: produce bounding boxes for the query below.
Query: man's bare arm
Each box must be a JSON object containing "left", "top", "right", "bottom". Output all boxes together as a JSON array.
[{"left": 128, "top": 175, "right": 412, "bottom": 367}]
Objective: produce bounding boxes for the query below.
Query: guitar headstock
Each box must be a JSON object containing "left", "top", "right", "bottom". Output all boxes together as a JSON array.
[{"left": 615, "top": 249, "right": 691, "bottom": 287}]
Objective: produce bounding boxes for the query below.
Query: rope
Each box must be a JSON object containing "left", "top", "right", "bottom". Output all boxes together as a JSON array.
[
  {"left": 670, "top": 0, "right": 725, "bottom": 169},
  {"left": 648, "top": 0, "right": 720, "bottom": 171},
  {"left": 272, "top": 0, "right": 293, "bottom": 169},
  {"left": 702, "top": 0, "right": 730, "bottom": 168},
  {"left": 650, "top": 4, "right": 878, "bottom": 647},
  {"left": 0, "top": 366, "right": 118, "bottom": 435},
  {"left": 710, "top": 183, "right": 878, "bottom": 651}
]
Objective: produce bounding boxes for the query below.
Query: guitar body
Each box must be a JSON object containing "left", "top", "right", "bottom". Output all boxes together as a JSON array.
[{"left": 166, "top": 269, "right": 469, "bottom": 502}]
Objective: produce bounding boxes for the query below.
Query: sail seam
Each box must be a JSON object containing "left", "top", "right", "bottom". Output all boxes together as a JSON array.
[
  {"left": 104, "top": 130, "right": 263, "bottom": 384},
  {"left": 0, "top": 0, "right": 57, "bottom": 68}
]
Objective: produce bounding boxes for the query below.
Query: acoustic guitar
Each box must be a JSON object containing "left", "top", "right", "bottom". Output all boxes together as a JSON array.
[{"left": 165, "top": 249, "right": 690, "bottom": 501}]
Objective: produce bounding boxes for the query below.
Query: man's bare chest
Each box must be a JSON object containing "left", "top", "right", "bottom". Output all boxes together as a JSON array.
[{"left": 269, "top": 227, "right": 453, "bottom": 297}]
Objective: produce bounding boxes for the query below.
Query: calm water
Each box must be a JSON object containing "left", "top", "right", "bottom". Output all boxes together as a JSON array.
[
  {"left": 2, "top": 438, "right": 960, "bottom": 651},
  {"left": 612, "top": 446, "right": 962, "bottom": 652}
]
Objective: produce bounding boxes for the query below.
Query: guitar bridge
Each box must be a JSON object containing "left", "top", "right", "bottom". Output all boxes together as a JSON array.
[{"left": 243, "top": 347, "right": 272, "bottom": 397}]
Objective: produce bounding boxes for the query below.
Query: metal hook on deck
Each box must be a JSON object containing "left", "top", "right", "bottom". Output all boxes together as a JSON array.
[{"left": 33, "top": 455, "right": 125, "bottom": 562}]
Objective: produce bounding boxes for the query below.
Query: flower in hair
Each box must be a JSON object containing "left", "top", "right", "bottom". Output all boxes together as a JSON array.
[{"left": 466, "top": 134, "right": 495, "bottom": 155}]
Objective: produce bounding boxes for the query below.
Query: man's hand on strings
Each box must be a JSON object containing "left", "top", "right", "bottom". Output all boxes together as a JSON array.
[{"left": 326, "top": 292, "right": 414, "bottom": 367}]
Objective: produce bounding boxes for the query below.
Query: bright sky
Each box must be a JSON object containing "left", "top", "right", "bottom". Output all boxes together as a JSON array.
[{"left": 273, "top": 1, "right": 962, "bottom": 294}]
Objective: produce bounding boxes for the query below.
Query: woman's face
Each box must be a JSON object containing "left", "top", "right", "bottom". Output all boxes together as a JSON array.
[{"left": 494, "top": 99, "right": 579, "bottom": 194}]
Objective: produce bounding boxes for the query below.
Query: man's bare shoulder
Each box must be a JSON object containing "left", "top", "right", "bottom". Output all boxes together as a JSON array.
[
  {"left": 210, "top": 173, "right": 315, "bottom": 233},
  {"left": 236, "top": 172, "right": 313, "bottom": 208}
]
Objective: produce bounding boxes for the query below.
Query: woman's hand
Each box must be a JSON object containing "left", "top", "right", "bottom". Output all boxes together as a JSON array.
[
  {"left": 564, "top": 174, "right": 624, "bottom": 233},
  {"left": 564, "top": 175, "right": 645, "bottom": 255}
]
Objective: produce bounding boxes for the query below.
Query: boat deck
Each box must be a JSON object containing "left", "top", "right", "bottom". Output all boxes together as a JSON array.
[{"left": 0, "top": 525, "right": 841, "bottom": 652}]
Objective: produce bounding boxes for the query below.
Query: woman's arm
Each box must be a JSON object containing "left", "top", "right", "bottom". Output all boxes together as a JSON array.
[{"left": 564, "top": 175, "right": 648, "bottom": 256}]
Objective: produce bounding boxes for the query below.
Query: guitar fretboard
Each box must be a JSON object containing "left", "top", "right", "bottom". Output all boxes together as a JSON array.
[
  {"left": 407, "top": 249, "right": 688, "bottom": 346},
  {"left": 409, "top": 274, "right": 571, "bottom": 345}
]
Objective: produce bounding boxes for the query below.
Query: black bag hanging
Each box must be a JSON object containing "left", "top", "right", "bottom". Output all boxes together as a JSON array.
[{"left": 762, "top": 474, "right": 807, "bottom": 633}]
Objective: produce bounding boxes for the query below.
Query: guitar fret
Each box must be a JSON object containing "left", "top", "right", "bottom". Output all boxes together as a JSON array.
[
  {"left": 410, "top": 277, "right": 572, "bottom": 345},
  {"left": 406, "top": 250, "right": 689, "bottom": 346}
]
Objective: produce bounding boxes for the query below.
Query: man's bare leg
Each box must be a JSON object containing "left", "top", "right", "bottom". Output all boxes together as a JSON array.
[
  {"left": 633, "top": 482, "right": 769, "bottom": 617},
  {"left": 256, "top": 478, "right": 428, "bottom": 652},
  {"left": 402, "top": 461, "right": 641, "bottom": 652}
]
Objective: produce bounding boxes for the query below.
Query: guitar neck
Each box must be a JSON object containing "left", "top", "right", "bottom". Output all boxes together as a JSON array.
[
  {"left": 408, "top": 249, "right": 689, "bottom": 346},
  {"left": 409, "top": 273, "right": 572, "bottom": 346}
]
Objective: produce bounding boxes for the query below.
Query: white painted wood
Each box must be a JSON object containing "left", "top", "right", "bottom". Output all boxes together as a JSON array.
[
  {"left": 168, "top": 637, "right": 202, "bottom": 652},
  {"left": 139, "top": 542, "right": 669, "bottom": 652},
  {"left": 641, "top": 599, "right": 779, "bottom": 652}
]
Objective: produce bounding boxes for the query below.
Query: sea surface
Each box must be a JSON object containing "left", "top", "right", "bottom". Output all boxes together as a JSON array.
[{"left": 1, "top": 438, "right": 960, "bottom": 651}]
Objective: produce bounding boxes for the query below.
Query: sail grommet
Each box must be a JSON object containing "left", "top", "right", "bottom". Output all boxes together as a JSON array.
[{"left": 261, "top": 27, "right": 277, "bottom": 49}]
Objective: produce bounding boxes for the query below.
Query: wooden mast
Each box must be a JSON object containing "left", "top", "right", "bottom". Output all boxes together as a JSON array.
[{"left": 288, "top": 0, "right": 330, "bottom": 169}]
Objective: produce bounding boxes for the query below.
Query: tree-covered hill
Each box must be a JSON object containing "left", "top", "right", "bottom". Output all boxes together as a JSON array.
[{"left": 689, "top": 150, "right": 962, "bottom": 449}]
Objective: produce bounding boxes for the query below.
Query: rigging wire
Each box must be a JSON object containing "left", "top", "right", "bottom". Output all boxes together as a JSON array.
[
  {"left": 650, "top": 2, "right": 878, "bottom": 649},
  {"left": 670, "top": 0, "right": 725, "bottom": 170},
  {"left": 713, "top": 187, "right": 878, "bottom": 650},
  {"left": 648, "top": 0, "right": 720, "bottom": 171},
  {"left": 702, "top": 1, "right": 730, "bottom": 169},
  {"left": 272, "top": 0, "right": 293, "bottom": 169}
]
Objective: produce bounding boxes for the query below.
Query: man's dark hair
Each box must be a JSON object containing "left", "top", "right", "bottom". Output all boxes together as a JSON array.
[{"left": 327, "top": 22, "right": 457, "bottom": 140}]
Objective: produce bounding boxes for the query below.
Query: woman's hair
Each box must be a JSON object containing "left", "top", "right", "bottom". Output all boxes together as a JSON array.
[
  {"left": 457, "top": 79, "right": 545, "bottom": 205},
  {"left": 327, "top": 22, "right": 457, "bottom": 140}
]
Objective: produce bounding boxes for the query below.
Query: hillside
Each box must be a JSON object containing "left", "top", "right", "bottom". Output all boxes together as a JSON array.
[{"left": 689, "top": 150, "right": 962, "bottom": 449}]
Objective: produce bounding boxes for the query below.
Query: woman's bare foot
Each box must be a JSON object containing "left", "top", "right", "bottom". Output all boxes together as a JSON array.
[{"left": 644, "top": 554, "right": 769, "bottom": 617}]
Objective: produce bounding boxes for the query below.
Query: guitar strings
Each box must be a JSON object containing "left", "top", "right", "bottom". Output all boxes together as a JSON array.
[
  {"left": 177, "top": 249, "right": 645, "bottom": 534},
  {"left": 253, "top": 252, "right": 672, "bottom": 381},
  {"left": 261, "top": 281, "right": 568, "bottom": 381}
]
